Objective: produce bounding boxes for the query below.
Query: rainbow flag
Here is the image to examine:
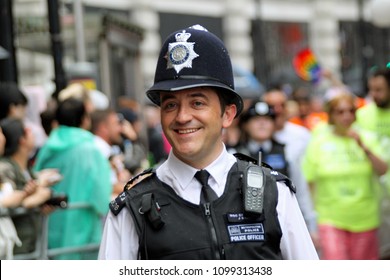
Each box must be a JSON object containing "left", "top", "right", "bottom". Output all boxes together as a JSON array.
[{"left": 293, "top": 48, "right": 321, "bottom": 83}]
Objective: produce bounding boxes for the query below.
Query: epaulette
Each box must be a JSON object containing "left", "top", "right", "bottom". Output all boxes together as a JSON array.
[
  {"left": 269, "top": 170, "right": 296, "bottom": 193},
  {"left": 109, "top": 168, "right": 155, "bottom": 216},
  {"left": 123, "top": 168, "right": 155, "bottom": 191},
  {"left": 109, "top": 191, "right": 128, "bottom": 216},
  {"left": 233, "top": 152, "right": 274, "bottom": 170}
]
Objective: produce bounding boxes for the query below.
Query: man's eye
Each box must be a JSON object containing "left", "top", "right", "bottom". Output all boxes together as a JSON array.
[
  {"left": 163, "top": 102, "right": 176, "bottom": 110},
  {"left": 193, "top": 101, "right": 204, "bottom": 107}
]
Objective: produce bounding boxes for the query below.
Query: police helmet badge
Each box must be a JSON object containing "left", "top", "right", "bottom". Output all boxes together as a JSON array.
[
  {"left": 147, "top": 24, "right": 244, "bottom": 117},
  {"left": 165, "top": 30, "right": 199, "bottom": 73}
]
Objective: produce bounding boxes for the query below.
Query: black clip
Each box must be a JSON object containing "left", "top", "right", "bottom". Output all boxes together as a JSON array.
[{"left": 140, "top": 193, "right": 164, "bottom": 230}]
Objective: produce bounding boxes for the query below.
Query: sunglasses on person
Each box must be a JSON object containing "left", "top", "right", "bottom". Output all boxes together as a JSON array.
[{"left": 333, "top": 108, "right": 356, "bottom": 115}]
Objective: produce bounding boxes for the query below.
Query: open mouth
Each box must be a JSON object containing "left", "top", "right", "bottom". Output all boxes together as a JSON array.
[{"left": 176, "top": 128, "right": 200, "bottom": 134}]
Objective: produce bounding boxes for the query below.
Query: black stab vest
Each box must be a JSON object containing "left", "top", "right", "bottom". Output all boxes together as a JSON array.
[
  {"left": 235, "top": 140, "right": 289, "bottom": 177},
  {"left": 123, "top": 159, "right": 283, "bottom": 260}
]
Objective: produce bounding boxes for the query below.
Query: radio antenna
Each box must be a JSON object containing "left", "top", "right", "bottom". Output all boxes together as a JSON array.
[{"left": 258, "top": 151, "right": 262, "bottom": 166}]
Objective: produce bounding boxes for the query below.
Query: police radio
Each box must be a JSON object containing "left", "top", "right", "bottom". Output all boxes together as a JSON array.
[{"left": 243, "top": 151, "right": 265, "bottom": 215}]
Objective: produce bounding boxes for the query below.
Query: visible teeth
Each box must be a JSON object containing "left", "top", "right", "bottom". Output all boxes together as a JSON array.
[{"left": 177, "top": 128, "right": 198, "bottom": 134}]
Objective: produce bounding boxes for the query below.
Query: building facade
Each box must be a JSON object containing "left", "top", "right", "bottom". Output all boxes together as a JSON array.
[{"left": 9, "top": 0, "right": 390, "bottom": 103}]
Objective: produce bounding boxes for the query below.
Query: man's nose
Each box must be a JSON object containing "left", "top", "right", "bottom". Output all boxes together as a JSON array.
[{"left": 175, "top": 105, "right": 192, "bottom": 123}]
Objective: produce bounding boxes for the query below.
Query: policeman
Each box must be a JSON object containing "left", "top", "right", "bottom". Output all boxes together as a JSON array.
[
  {"left": 233, "top": 101, "right": 289, "bottom": 176},
  {"left": 98, "top": 25, "right": 318, "bottom": 260}
]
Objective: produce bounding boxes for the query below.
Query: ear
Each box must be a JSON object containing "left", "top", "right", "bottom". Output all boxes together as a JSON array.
[
  {"left": 222, "top": 104, "right": 237, "bottom": 129},
  {"left": 81, "top": 114, "right": 92, "bottom": 130},
  {"left": 18, "top": 128, "right": 29, "bottom": 147},
  {"left": 8, "top": 104, "right": 18, "bottom": 116}
]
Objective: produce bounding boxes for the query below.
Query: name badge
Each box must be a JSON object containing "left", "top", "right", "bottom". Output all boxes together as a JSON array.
[{"left": 227, "top": 223, "right": 265, "bottom": 243}]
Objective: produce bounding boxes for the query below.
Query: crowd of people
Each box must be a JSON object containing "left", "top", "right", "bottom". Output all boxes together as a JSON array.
[
  {"left": 0, "top": 79, "right": 168, "bottom": 259},
  {"left": 1, "top": 24, "right": 389, "bottom": 260},
  {"left": 226, "top": 67, "right": 390, "bottom": 260}
]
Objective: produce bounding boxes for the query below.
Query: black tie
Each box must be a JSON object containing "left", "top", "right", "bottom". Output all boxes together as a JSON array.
[{"left": 194, "top": 170, "right": 218, "bottom": 203}]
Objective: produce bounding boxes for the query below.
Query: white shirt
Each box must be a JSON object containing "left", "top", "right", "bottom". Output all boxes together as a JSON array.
[
  {"left": 98, "top": 147, "right": 318, "bottom": 260},
  {"left": 0, "top": 182, "right": 14, "bottom": 206},
  {"left": 94, "top": 136, "right": 118, "bottom": 186},
  {"left": 274, "top": 122, "right": 311, "bottom": 161},
  {"left": 94, "top": 136, "right": 112, "bottom": 159},
  {"left": 274, "top": 122, "right": 318, "bottom": 233}
]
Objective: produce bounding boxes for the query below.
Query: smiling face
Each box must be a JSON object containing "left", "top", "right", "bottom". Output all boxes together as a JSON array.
[{"left": 160, "top": 87, "right": 236, "bottom": 169}]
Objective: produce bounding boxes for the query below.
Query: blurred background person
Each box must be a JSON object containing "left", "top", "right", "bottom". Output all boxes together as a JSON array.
[
  {"left": 356, "top": 67, "right": 390, "bottom": 259},
  {"left": 232, "top": 101, "right": 289, "bottom": 174},
  {"left": 0, "top": 125, "right": 22, "bottom": 260},
  {"left": 0, "top": 82, "right": 47, "bottom": 161},
  {"left": 57, "top": 83, "right": 96, "bottom": 114},
  {"left": 39, "top": 107, "right": 58, "bottom": 137},
  {"left": 302, "top": 93, "right": 388, "bottom": 259},
  {"left": 0, "top": 118, "right": 59, "bottom": 257},
  {"left": 262, "top": 87, "right": 319, "bottom": 248},
  {"left": 222, "top": 117, "right": 242, "bottom": 152},
  {"left": 289, "top": 86, "right": 328, "bottom": 131},
  {"left": 116, "top": 107, "right": 149, "bottom": 176},
  {"left": 144, "top": 103, "right": 169, "bottom": 167},
  {"left": 90, "top": 109, "right": 132, "bottom": 198},
  {"left": 33, "top": 98, "right": 111, "bottom": 259},
  {"left": 0, "top": 82, "right": 28, "bottom": 122},
  {"left": 356, "top": 68, "right": 390, "bottom": 133}
]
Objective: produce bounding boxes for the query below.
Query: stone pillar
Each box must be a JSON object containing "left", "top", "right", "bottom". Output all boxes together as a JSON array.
[
  {"left": 309, "top": 0, "right": 342, "bottom": 91},
  {"left": 223, "top": 0, "right": 254, "bottom": 71},
  {"left": 129, "top": 0, "right": 160, "bottom": 93}
]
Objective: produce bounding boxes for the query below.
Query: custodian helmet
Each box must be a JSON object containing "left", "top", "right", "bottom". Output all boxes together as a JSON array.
[
  {"left": 146, "top": 25, "right": 243, "bottom": 117},
  {"left": 240, "top": 101, "right": 277, "bottom": 124}
]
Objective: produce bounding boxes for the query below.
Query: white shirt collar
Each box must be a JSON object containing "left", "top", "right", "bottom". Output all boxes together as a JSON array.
[{"left": 156, "top": 145, "right": 236, "bottom": 204}]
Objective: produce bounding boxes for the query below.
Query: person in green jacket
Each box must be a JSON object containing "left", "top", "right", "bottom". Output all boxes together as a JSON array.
[
  {"left": 356, "top": 67, "right": 390, "bottom": 259},
  {"left": 33, "top": 98, "right": 111, "bottom": 259},
  {"left": 356, "top": 67, "right": 390, "bottom": 188},
  {"left": 302, "top": 92, "right": 388, "bottom": 259}
]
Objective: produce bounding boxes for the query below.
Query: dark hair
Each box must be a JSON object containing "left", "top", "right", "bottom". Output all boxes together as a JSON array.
[
  {"left": 0, "top": 82, "right": 28, "bottom": 120},
  {"left": 40, "top": 107, "right": 57, "bottom": 136},
  {"left": 117, "top": 108, "right": 139, "bottom": 124},
  {"left": 0, "top": 117, "right": 25, "bottom": 156},
  {"left": 56, "top": 98, "right": 87, "bottom": 127},
  {"left": 372, "top": 68, "right": 390, "bottom": 88},
  {"left": 216, "top": 89, "right": 230, "bottom": 116},
  {"left": 90, "top": 109, "right": 116, "bottom": 133}
]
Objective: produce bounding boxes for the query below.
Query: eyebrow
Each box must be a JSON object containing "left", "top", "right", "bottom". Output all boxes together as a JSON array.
[
  {"left": 161, "top": 93, "right": 175, "bottom": 104},
  {"left": 160, "top": 91, "right": 208, "bottom": 103},
  {"left": 189, "top": 92, "right": 208, "bottom": 99}
]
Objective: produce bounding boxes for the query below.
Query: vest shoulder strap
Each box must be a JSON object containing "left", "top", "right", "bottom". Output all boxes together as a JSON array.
[
  {"left": 233, "top": 152, "right": 296, "bottom": 193},
  {"left": 233, "top": 152, "right": 273, "bottom": 169},
  {"left": 109, "top": 168, "right": 156, "bottom": 216},
  {"left": 270, "top": 170, "right": 296, "bottom": 193}
]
